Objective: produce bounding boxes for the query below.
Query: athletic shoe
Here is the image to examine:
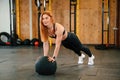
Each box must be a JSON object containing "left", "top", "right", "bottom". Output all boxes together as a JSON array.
[
  {"left": 88, "top": 55, "right": 95, "bottom": 65},
  {"left": 78, "top": 54, "right": 85, "bottom": 64}
]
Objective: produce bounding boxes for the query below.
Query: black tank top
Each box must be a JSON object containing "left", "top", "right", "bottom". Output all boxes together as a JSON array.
[{"left": 49, "top": 23, "right": 65, "bottom": 38}]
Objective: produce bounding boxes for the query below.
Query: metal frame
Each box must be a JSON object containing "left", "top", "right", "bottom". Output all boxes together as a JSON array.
[
  {"left": 70, "top": 0, "right": 77, "bottom": 34},
  {"left": 9, "top": 0, "right": 17, "bottom": 46},
  {"left": 102, "top": 0, "right": 110, "bottom": 46},
  {"left": 35, "top": 0, "right": 42, "bottom": 46}
]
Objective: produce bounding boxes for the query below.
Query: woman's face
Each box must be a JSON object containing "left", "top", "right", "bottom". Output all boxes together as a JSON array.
[{"left": 42, "top": 14, "right": 51, "bottom": 27}]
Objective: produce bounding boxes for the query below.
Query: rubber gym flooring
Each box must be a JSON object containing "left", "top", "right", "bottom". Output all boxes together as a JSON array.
[{"left": 0, "top": 45, "right": 120, "bottom": 80}]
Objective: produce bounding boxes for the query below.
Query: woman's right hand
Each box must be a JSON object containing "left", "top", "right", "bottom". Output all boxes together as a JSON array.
[{"left": 48, "top": 56, "right": 55, "bottom": 62}]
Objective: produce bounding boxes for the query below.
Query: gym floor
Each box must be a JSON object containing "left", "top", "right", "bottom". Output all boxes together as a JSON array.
[{"left": 0, "top": 45, "right": 120, "bottom": 80}]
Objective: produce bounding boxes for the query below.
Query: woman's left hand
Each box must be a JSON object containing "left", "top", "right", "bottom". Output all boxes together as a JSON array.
[{"left": 48, "top": 56, "right": 55, "bottom": 62}]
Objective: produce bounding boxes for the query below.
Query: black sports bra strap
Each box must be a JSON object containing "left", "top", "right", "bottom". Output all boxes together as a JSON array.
[{"left": 53, "top": 23, "right": 56, "bottom": 33}]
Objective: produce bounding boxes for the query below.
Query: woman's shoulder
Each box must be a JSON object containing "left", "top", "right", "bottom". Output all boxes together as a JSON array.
[
  {"left": 55, "top": 23, "right": 64, "bottom": 28},
  {"left": 55, "top": 23, "right": 65, "bottom": 33}
]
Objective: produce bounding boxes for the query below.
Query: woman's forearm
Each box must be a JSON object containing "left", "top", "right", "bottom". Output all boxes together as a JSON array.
[
  {"left": 53, "top": 38, "right": 62, "bottom": 58},
  {"left": 43, "top": 41, "right": 49, "bottom": 56},
  {"left": 53, "top": 44, "right": 60, "bottom": 58}
]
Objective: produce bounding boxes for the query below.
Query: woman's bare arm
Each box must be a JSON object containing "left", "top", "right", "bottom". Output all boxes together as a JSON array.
[
  {"left": 43, "top": 41, "right": 49, "bottom": 56},
  {"left": 53, "top": 23, "right": 64, "bottom": 58}
]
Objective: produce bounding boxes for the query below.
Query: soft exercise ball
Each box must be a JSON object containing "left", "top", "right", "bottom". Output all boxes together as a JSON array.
[{"left": 35, "top": 56, "right": 57, "bottom": 75}]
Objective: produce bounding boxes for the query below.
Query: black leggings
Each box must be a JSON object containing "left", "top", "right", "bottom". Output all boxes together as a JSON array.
[{"left": 62, "top": 32, "right": 92, "bottom": 57}]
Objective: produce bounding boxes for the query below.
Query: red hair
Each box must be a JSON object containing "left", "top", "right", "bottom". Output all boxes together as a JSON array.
[{"left": 40, "top": 11, "right": 54, "bottom": 42}]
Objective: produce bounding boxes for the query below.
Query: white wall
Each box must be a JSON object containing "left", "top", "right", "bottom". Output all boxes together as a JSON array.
[{"left": 0, "top": 0, "right": 10, "bottom": 34}]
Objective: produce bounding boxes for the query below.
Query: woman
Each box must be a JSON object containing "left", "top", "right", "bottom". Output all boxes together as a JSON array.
[{"left": 39, "top": 11, "right": 95, "bottom": 65}]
